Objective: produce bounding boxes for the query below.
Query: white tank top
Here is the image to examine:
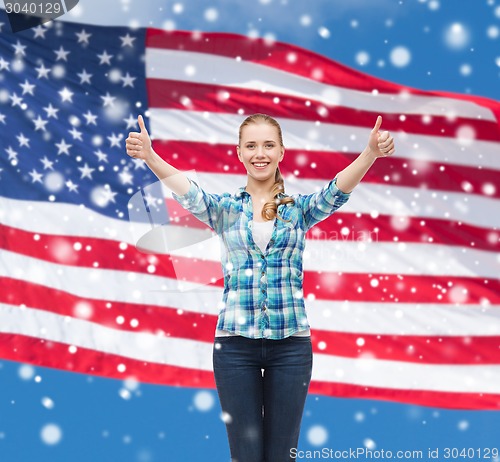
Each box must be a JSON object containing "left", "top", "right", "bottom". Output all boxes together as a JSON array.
[
  {"left": 215, "top": 218, "right": 311, "bottom": 338},
  {"left": 252, "top": 218, "right": 275, "bottom": 253}
]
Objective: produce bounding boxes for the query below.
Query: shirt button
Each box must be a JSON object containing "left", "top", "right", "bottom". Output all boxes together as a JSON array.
[
  {"left": 261, "top": 271, "right": 265, "bottom": 276},
  {"left": 261, "top": 289, "right": 266, "bottom": 294}
]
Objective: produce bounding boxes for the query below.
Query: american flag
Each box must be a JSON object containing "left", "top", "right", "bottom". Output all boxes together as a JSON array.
[{"left": 1, "top": 12, "right": 499, "bottom": 410}]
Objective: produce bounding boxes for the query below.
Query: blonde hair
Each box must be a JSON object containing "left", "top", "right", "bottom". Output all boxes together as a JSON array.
[{"left": 238, "top": 113, "right": 295, "bottom": 222}]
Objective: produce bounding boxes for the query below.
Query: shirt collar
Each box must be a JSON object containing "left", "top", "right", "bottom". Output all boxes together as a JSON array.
[{"left": 236, "top": 186, "right": 248, "bottom": 197}]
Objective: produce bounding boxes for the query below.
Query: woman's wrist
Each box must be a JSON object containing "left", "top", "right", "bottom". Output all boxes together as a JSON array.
[
  {"left": 360, "top": 146, "right": 378, "bottom": 163},
  {"left": 143, "top": 148, "right": 158, "bottom": 166}
]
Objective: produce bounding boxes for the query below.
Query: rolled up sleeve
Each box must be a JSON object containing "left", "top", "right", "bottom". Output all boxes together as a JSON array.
[
  {"left": 171, "top": 177, "right": 224, "bottom": 233},
  {"left": 296, "top": 177, "right": 351, "bottom": 231}
]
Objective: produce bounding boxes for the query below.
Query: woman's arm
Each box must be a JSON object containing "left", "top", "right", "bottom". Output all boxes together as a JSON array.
[
  {"left": 335, "top": 116, "right": 395, "bottom": 194},
  {"left": 125, "top": 115, "right": 191, "bottom": 196}
]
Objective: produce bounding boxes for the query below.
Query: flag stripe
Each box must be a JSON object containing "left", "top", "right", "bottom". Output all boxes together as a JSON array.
[
  {"left": 2, "top": 193, "right": 499, "bottom": 263},
  {"left": 149, "top": 108, "right": 500, "bottom": 171},
  {"left": 2, "top": 304, "right": 500, "bottom": 398},
  {"left": 310, "top": 330, "right": 500, "bottom": 365},
  {"left": 1, "top": 332, "right": 498, "bottom": 409},
  {"left": 308, "top": 381, "right": 500, "bottom": 410},
  {"left": 0, "top": 332, "right": 214, "bottom": 388},
  {"left": 171, "top": 171, "right": 500, "bottom": 229},
  {"left": 3, "top": 279, "right": 500, "bottom": 365},
  {"left": 2, "top": 217, "right": 499, "bottom": 279},
  {"left": 147, "top": 78, "right": 500, "bottom": 143},
  {"left": 152, "top": 140, "right": 500, "bottom": 200},
  {"left": 2, "top": 223, "right": 498, "bottom": 305},
  {"left": 3, "top": 272, "right": 500, "bottom": 338},
  {"left": 3, "top": 191, "right": 499, "bottom": 254}
]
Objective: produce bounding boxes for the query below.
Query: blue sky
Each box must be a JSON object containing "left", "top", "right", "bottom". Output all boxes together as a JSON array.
[{"left": 1, "top": 1, "right": 500, "bottom": 461}]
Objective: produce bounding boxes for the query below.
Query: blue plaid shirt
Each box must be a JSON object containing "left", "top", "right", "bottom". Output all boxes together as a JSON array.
[{"left": 172, "top": 176, "right": 351, "bottom": 339}]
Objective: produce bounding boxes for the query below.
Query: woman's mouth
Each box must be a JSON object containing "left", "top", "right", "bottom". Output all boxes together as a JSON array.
[{"left": 252, "top": 162, "right": 270, "bottom": 170}]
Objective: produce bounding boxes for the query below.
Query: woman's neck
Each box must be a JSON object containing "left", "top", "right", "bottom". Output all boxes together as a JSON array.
[{"left": 244, "top": 176, "right": 275, "bottom": 197}]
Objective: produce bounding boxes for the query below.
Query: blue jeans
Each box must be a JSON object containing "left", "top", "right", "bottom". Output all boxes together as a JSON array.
[{"left": 212, "top": 335, "right": 313, "bottom": 462}]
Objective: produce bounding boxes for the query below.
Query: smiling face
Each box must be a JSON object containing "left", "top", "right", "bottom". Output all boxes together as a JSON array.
[{"left": 237, "top": 122, "right": 285, "bottom": 184}]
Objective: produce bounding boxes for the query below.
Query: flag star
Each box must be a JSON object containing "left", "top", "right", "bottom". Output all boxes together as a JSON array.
[
  {"left": 124, "top": 114, "right": 138, "bottom": 129},
  {"left": 76, "top": 29, "right": 92, "bottom": 45},
  {"left": 40, "top": 156, "right": 54, "bottom": 170},
  {"left": 101, "top": 185, "right": 117, "bottom": 204},
  {"left": 9, "top": 92, "right": 24, "bottom": 108},
  {"left": 83, "top": 110, "right": 97, "bottom": 125},
  {"left": 0, "top": 113, "right": 6, "bottom": 124},
  {"left": 55, "top": 139, "right": 72, "bottom": 155},
  {"left": 78, "top": 163, "right": 95, "bottom": 179},
  {"left": 100, "top": 92, "right": 116, "bottom": 107},
  {"left": 5, "top": 146, "right": 18, "bottom": 161},
  {"left": 20, "top": 79, "right": 36, "bottom": 95},
  {"left": 12, "top": 41, "right": 27, "bottom": 56},
  {"left": 143, "top": 193, "right": 159, "bottom": 208},
  {"left": 68, "top": 127, "right": 83, "bottom": 141},
  {"left": 54, "top": 46, "right": 70, "bottom": 61},
  {"left": 29, "top": 169, "right": 44, "bottom": 183},
  {"left": 107, "top": 132, "right": 123, "bottom": 147},
  {"left": 119, "top": 169, "right": 134, "bottom": 185},
  {"left": 97, "top": 50, "right": 113, "bottom": 65},
  {"left": 59, "top": 87, "right": 74, "bottom": 102},
  {"left": 132, "top": 158, "right": 147, "bottom": 170},
  {"left": 119, "top": 33, "right": 136, "bottom": 47},
  {"left": 120, "top": 72, "right": 136, "bottom": 88},
  {"left": 77, "top": 69, "right": 93, "bottom": 84},
  {"left": 0, "top": 57, "right": 10, "bottom": 71},
  {"left": 32, "top": 25, "right": 47, "bottom": 39},
  {"left": 94, "top": 149, "right": 108, "bottom": 163},
  {"left": 33, "top": 115, "right": 49, "bottom": 131},
  {"left": 43, "top": 103, "right": 59, "bottom": 118},
  {"left": 35, "top": 63, "right": 51, "bottom": 79},
  {"left": 17, "top": 133, "right": 30, "bottom": 147},
  {"left": 65, "top": 180, "right": 79, "bottom": 193}
]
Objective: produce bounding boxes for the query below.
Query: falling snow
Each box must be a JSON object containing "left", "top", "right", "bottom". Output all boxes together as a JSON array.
[{"left": 1, "top": 0, "right": 499, "bottom": 460}]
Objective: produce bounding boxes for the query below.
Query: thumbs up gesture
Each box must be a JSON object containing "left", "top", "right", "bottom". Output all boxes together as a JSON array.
[
  {"left": 126, "top": 115, "right": 153, "bottom": 161},
  {"left": 368, "top": 116, "right": 395, "bottom": 158}
]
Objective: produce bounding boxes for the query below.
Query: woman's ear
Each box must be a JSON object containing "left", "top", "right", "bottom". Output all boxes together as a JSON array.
[{"left": 279, "top": 146, "right": 285, "bottom": 162}]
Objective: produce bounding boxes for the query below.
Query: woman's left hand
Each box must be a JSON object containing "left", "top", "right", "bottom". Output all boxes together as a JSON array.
[{"left": 368, "top": 115, "right": 395, "bottom": 158}]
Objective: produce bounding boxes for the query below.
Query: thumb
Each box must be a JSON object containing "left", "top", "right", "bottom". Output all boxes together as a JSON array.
[
  {"left": 371, "top": 115, "right": 382, "bottom": 134},
  {"left": 138, "top": 115, "right": 148, "bottom": 133}
]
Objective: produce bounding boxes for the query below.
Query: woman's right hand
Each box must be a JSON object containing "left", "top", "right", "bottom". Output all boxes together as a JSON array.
[{"left": 126, "top": 115, "right": 154, "bottom": 161}]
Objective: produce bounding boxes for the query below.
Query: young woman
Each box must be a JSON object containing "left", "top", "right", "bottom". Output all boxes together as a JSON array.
[{"left": 125, "top": 113, "right": 395, "bottom": 461}]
